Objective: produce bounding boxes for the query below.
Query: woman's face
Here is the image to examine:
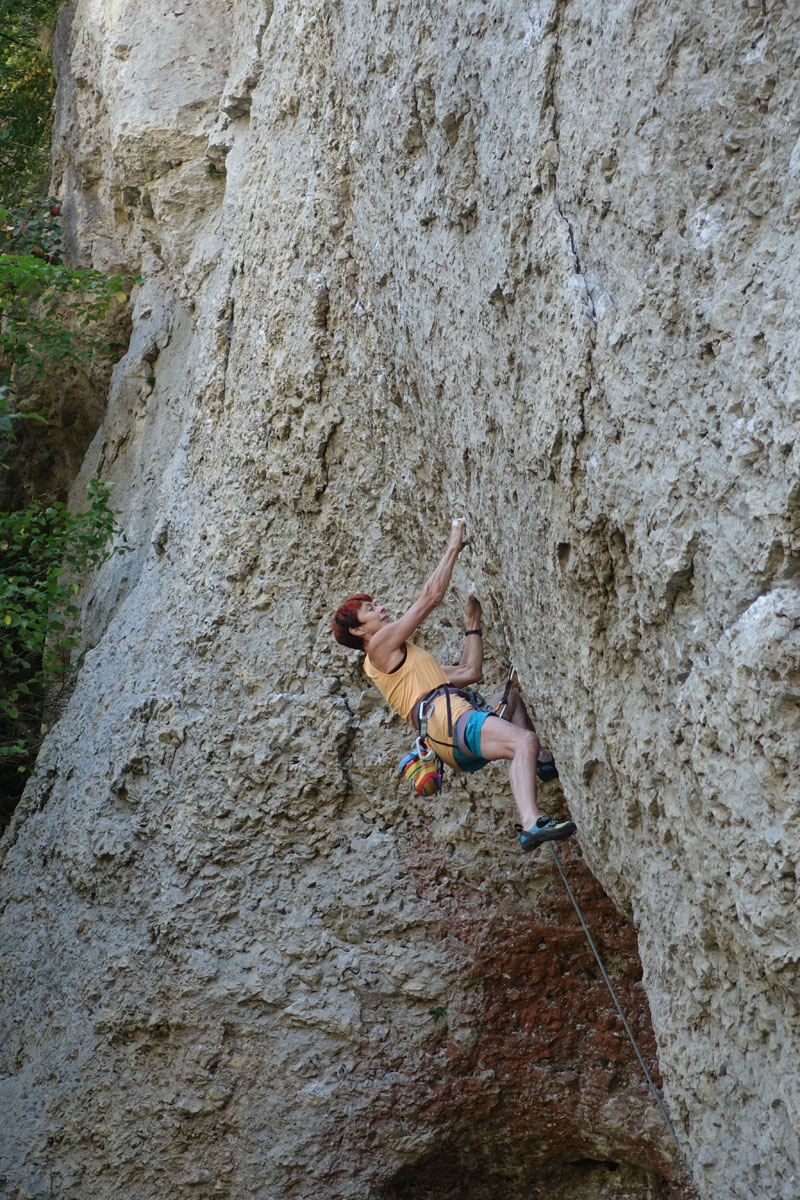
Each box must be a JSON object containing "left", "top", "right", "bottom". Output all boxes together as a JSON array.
[{"left": 355, "top": 599, "right": 390, "bottom": 637}]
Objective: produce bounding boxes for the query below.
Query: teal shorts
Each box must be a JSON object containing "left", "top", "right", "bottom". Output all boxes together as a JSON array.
[{"left": 453, "top": 709, "right": 495, "bottom": 773}]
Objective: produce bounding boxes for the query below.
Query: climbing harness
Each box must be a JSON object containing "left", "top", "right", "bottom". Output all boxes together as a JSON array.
[
  {"left": 547, "top": 843, "right": 706, "bottom": 1199},
  {"left": 415, "top": 685, "right": 472, "bottom": 751},
  {"left": 397, "top": 684, "right": 472, "bottom": 795},
  {"left": 398, "top": 661, "right": 520, "bottom": 796}
]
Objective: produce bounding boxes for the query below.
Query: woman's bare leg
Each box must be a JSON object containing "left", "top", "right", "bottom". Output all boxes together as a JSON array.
[
  {"left": 477, "top": 716, "right": 540, "bottom": 828},
  {"left": 490, "top": 689, "right": 553, "bottom": 762}
]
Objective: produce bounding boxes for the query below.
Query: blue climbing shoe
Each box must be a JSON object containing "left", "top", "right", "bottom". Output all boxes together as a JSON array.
[
  {"left": 537, "top": 756, "right": 559, "bottom": 784},
  {"left": 517, "top": 815, "right": 576, "bottom": 851}
]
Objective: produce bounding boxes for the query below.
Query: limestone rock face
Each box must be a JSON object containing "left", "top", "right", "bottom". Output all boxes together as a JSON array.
[{"left": 1, "top": 2, "right": 798, "bottom": 1199}]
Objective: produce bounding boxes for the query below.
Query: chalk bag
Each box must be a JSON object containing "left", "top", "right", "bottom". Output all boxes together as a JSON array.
[{"left": 398, "top": 745, "right": 442, "bottom": 797}]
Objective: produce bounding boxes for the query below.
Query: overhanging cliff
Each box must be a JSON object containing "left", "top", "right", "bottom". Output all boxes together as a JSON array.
[{"left": 1, "top": 2, "right": 798, "bottom": 1198}]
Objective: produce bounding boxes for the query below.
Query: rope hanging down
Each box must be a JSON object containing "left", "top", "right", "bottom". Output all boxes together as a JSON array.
[{"left": 547, "top": 843, "right": 706, "bottom": 1200}]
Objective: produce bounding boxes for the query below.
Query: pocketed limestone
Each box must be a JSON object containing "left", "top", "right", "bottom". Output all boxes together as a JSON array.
[{"left": 1, "top": 2, "right": 798, "bottom": 1198}]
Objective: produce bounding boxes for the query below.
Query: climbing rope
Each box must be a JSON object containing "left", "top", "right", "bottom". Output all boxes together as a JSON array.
[{"left": 547, "top": 843, "right": 706, "bottom": 1199}]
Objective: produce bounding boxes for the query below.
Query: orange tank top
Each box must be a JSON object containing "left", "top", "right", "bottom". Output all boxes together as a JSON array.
[
  {"left": 364, "top": 641, "right": 448, "bottom": 725},
  {"left": 364, "top": 642, "right": 473, "bottom": 770}
]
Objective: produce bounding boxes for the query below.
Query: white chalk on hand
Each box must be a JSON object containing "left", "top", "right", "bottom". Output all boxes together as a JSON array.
[{"left": 466, "top": 579, "right": 481, "bottom": 601}]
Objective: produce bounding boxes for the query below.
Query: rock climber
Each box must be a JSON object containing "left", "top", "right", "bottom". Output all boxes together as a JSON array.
[{"left": 331, "top": 518, "right": 577, "bottom": 851}]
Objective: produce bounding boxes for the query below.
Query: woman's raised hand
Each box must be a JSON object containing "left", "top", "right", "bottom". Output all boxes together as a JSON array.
[
  {"left": 465, "top": 590, "right": 482, "bottom": 627},
  {"left": 449, "top": 516, "right": 469, "bottom": 554}
]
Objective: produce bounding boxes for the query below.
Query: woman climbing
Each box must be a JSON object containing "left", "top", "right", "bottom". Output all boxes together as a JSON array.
[{"left": 331, "top": 518, "right": 577, "bottom": 851}]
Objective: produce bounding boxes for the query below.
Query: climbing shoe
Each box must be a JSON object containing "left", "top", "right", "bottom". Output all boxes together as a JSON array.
[
  {"left": 517, "top": 815, "right": 576, "bottom": 851},
  {"left": 536, "top": 756, "right": 559, "bottom": 784}
]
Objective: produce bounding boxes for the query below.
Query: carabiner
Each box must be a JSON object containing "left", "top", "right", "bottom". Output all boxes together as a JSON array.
[{"left": 415, "top": 736, "right": 435, "bottom": 762}]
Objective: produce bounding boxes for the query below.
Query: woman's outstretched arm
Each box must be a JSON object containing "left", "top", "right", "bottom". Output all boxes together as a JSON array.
[{"left": 366, "top": 519, "right": 469, "bottom": 670}]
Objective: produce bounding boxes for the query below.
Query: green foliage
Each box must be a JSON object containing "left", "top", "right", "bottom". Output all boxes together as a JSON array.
[
  {"left": 0, "top": 194, "right": 62, "bottom": 258},
  {"left": 0, "top": 250, "right": 128, "bottom": 391},
  {"left": 0, "top": 4, "right": 136, "bottom": 818},
  {"left": 0, "top": 478, "right": 130, "bottom": 768},
  {"left": 0, "top": 385, "right": 43, "bottom": 463},
  {"left": 0, "top": 3, "right": 135, "bottom": 814},
  {"left": 0, "top": 0, "right": 61, "bottom": 203},
  {"left": 0, "top": 5, "right": 130, "bottom": 406}
]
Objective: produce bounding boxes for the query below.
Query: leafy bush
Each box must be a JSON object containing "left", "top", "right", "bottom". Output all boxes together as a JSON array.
[
  {"left": 0, "top": 479, "right": 129, "bottom": 774},
  {"left": 0, "top": 383, "right": 43, "bottom": 452},
  {"left": 0, "top": 250, "right": 128, "bottom": 392},
  {"left": 0, "top": 194, "right": 62, "bottom": 259},
  {"left": 0, "top": 0, "right": 61, "bottom": 203},
  {"left": 0, "top": 4, "right": 130, "bottom": 408}
]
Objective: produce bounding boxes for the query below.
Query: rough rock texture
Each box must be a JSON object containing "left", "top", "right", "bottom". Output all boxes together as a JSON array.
[{"left": 1, "top": 1, "right": 799, "bottom": 1198}]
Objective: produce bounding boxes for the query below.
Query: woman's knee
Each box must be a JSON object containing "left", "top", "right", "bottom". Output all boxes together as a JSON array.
[
  {"left": 518, "top": 728, "right": 540, "bottom": 759},
  {"left": 479, "top": 717, "right": 537, "bottom": 762}
]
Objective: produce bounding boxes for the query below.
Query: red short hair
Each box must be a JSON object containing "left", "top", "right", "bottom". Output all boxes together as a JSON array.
[{"left": 331, "top": 594, "right": 372, "bottom": 651}]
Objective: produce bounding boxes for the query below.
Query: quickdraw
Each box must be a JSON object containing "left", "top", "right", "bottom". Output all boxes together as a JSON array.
[{"left": 494, "top": 660, "right": 516, "bottom": 719}]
